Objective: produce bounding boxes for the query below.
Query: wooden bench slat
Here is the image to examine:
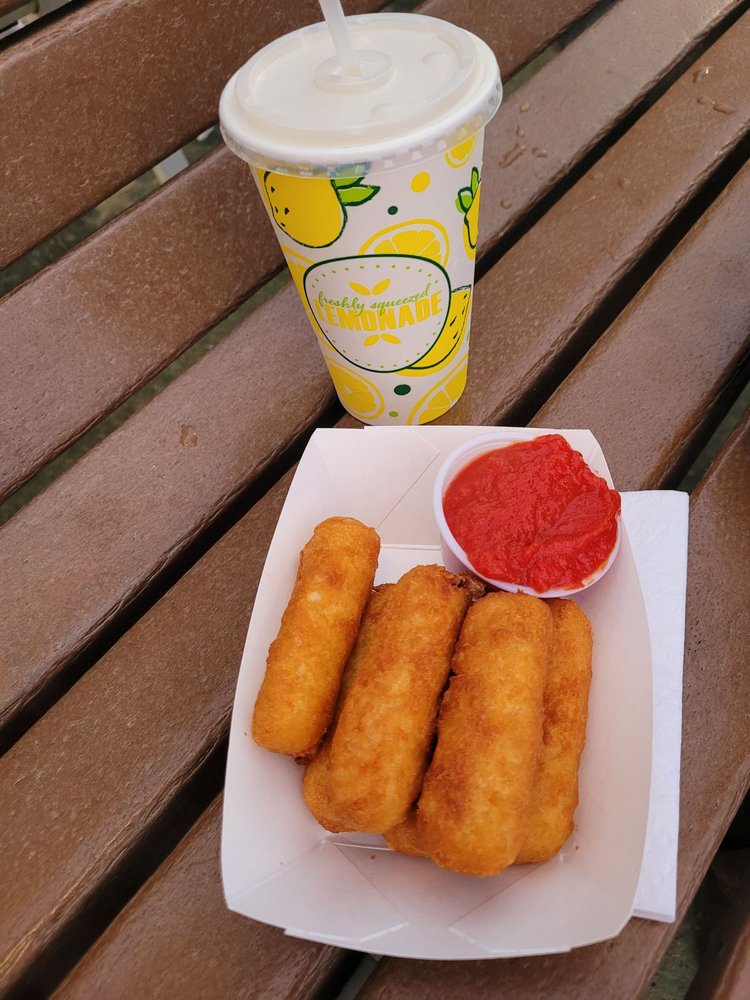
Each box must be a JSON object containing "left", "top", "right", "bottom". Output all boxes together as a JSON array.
[
  {"left": 0, "top": 0, "right": 384, "bottom": 270},
  {"left": 3, "top": 5, "right": 749, "bottom": 741},
  {"left": 0, "top": 149, "right": 282, "bottom": 501},
  {"left": 0, "top": 0, "right": 639, "bottom": 500},
  {"left": 0, "top": 472, "right": 294, "bottom": 993},
  {"left": 0, "top": 285, "right": 328, "bottom": 737},
  {"left": 532, "top": 159, "right": 750, "bottom": 489},
  {"left": 447, "top": 9, "right": 750, "bottom": 432},
  {"left": 53, "top": 797, "right": 344, "bottom": 1000},
  {"left": 420, "top": 0, "right": 602, "bottom": 75},
  {"left": 360, "top": 412, "right": 750, "bottom": 999},
  {"left": 475, "top": 0, "right": 745, "bottom": 258},
  {"left": 3, "top": 141, "right": 750, "bottom": 994},
  {"left": 0, "top": 0, "right": 605, "bottom": 272}
]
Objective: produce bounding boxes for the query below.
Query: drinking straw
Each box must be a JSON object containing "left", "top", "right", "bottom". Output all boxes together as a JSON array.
[{"left": 319, "top": 0, "right": 363, "bottom": 77}]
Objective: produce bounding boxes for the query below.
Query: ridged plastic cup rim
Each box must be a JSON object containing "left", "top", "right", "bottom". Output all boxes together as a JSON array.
[{"left": 432, "top": 430, "right": 622, "bottom": 599}]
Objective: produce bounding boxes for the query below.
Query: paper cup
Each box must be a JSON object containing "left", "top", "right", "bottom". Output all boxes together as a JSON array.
[{"left": 220, "top": 14, "right": 501, "bottom": 424}]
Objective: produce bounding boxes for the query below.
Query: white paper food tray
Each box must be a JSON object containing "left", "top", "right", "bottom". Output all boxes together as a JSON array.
[{"left": 222, "top": 426, "right": 652, "bottom": 959}]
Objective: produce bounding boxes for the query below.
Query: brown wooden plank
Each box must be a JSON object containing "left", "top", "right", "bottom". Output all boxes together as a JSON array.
[
  {"left": 0, "top": 0, "right": 600, "bottom": 272},
  {"left": 475, "top": 0, "right": 745, "bottom": 258},
  {"left": 1, "top": 0, "right": 736, "bottom": 274},
  {"left": 0, "top": 474, "right": 290, "bottom": 994},
  {"left": 0, "top": 283, "right": 330, "bottom": 737},
  {"left": 420, "top": 0, "right": 602, "bottom": 77},
  {"left": 686, "top": 865, "right": 750, "bottom": 1000},
  {"left": 443, "top": 11, "right": 750, "bottom": 432},
  {"left": 0, "top": 0, "right": 384, "bottom": 269},
  {"left": 531, "top": 159, "right": 750, "bottom": 489},
  {"left": 53, "top": 797, "right": 344, "bottom": 1000},
  {"left": 3, "top": 7, "right": 750, "bottom": 740},
  {"left": 0, "top": 148, "right": 283, "bottom": 501},
  {"left": 359, "top": 412, "right": 750, "bottom": 999},
  {"left": 0, "top": 0, "right": 633, "bottom": 499}
]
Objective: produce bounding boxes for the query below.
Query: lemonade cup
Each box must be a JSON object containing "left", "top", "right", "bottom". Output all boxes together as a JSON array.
[{"left": 220, "top": 12, "right": 501, "bottom": 424}]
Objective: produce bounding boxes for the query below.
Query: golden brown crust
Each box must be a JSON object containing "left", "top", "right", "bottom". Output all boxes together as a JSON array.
[
  {"left": 418, "top": 592, "right": 552, "bottom": 877},
  {"left": 515, "top": 598, "right": 593, "bottom": 863},
  {"left": 384, "top": 809, "right": 430, "bottom": 858},
  {"left": 303, "top": 585, "right": 392, "bottom": 831},
  {"left": 311, "top": 565, "right": 472, "bottom": 833},
  {"left": 251, "top": 516, "right": 379, "bottom": 757}
]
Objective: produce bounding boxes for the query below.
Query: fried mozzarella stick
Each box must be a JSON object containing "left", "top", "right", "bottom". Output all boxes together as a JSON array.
[
  {"left": 515, "top": 598, "right": 593, "bottom": 863},
  {"left": 303, "top": 585, "right": 392, "bottom": 831},
  {"left": 384, "top": 808, "right": 429, "bottom": 858},
  {"left": 306, "top": 565, "right": 472, "bottom": 833},
  {"left": 419, "top": 592, "right": 552, "bottom": 876},
  {"left": 252, "top": 516, "right": 379, "bottom": 757}
]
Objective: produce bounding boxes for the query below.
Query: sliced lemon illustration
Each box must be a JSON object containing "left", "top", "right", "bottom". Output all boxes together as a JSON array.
[
  {"left": 407, "top": 355, "right": 468, "bottom": 425},
  {"left": 359, "top": 219, "right": 449, "bottom": 266},
  {"left": 445, "top": 135, "right": 477, "bottom": 168},
  {"left": 399, "top": 286, "right": 472, "bottom": 376},
  {"left": 326, "top": 359, "right": 385, "bottom": 421}
]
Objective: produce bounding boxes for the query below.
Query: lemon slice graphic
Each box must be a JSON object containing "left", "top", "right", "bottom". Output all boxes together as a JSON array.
[
  {"left": 445, "top": 135, "right": 477, "bottom": 168},
  {"left": 326, "top": 359, "right": 385, "bottom": 421},
  {"left": 407, "top": 355, "right": 468, "bottom": 425},
  {"left": 401, "top": 286, "right": 471, "bottom": 375},
  {"left": 359, "top": 219, "right": 449, "bottom": 266}
]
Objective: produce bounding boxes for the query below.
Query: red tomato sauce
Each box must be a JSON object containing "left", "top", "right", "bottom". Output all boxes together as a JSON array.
[{"left": 443, "top": 434, "right": 621, "bottom": 592}]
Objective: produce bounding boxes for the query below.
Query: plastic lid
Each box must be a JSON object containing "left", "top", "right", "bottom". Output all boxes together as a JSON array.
[{"left": 219, "top": 13, "right": 501, "bottom": 174}]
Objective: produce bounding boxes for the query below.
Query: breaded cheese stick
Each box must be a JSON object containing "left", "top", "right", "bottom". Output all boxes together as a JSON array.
[
  {"left": 419, "top": 592, "right": 552, "bottom": 876},
  {"left": 515, "top": 598, "right": 593, "bottom": 864},
  {"left": 303, "top": 585, "right": 392, "bottom": 832},
  {"left": 252, "top": 516, "right": 379, "bottom": 757},
  {"left": 312, "top": 565, "right": 472, "bottom": 833},
  {"left": 384, "top": 808, "right": 429, "bottom": 858}
]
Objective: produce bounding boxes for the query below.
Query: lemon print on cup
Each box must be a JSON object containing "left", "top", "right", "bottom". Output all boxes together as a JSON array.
[
  {"left": 325, "top": 358, "right": 385, "bottom": 421},
  {"left": 359, "top": 219, "right": 449, "bottom": 266},
  {"left": 263, "top": 172, "right": 379, "bottom": 248},
  {"left": 411, "top": 171, "right": 431, "bottom": 192},
  {"left": 456, "top": 167, "right": 481, "bottom": 260},
  {"left": 408, "top": 355, "right": 468, "bottom": 424},
  {"left": 399, "top": 286, "right": 471, "bottom": 376},
  {"left": 445, "top": 135, "right": 477, "bottom": 168}
]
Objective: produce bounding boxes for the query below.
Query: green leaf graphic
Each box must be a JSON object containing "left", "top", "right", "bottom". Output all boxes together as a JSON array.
[
  {"left": 456, "top": 188, "right": 473, "bottom": 213},
  {"left": 338, "top": 184, "right": 380, "bottom": 206},
  {"left": 332, "top": 176, "right": 364, "bottom": 189}
]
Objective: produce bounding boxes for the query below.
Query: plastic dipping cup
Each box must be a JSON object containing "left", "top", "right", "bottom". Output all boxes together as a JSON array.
[
  {"left": 219, "top": 13, "right": 501, "bottom": 426},
  {"left": 432, "top": 430, "right": 622, "bottom": 598}
]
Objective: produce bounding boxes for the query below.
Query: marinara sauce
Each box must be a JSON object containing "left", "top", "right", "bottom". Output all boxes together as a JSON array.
[{"left": 443, "top": 434, "right": 621, "bottom": 592}]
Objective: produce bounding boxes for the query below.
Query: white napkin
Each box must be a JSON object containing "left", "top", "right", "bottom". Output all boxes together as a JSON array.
[{"left": 621, "top": 491, "right": 689, "bottom": 923}]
